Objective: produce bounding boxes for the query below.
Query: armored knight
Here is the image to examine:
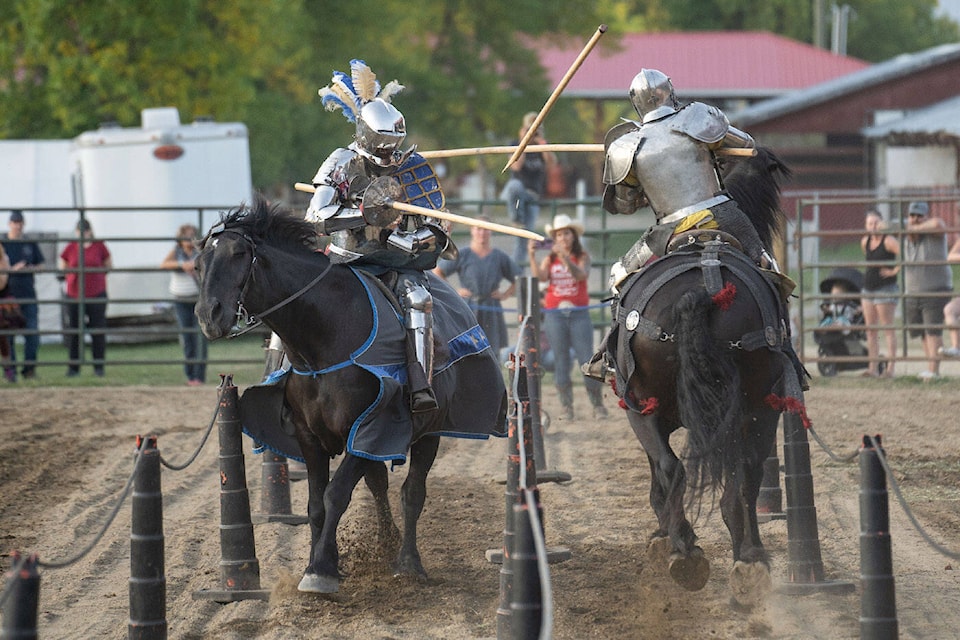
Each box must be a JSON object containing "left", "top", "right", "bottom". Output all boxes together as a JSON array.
[
  {"left": 603, "top": 68, "right": 777, "bottom": 291},
  {"left": 276, "top": 60, "right": 456, "bottom": 412},
  {"left": 583, "top": 69, "right": 792, "bottom": 382}
]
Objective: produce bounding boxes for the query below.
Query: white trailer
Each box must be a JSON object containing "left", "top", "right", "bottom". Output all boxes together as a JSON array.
[
  {"left": 71, "top": 107, "right": 253, "bottom": 317},
  {"left": 1, "top": 107, "right": 253, "bottom": 339}
]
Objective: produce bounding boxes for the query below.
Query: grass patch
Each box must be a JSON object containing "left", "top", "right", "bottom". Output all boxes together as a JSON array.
[{"left": 11, "top": 332, "right": 268, "bottom": 387}]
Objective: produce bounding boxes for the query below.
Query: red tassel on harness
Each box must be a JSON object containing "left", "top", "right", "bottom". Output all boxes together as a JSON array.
[
  {"left": 610, "top": 378, "right": 628, "bottom": 410},
  {"left": 610, "top": 377, "right": 656, "bottom": 414},
  {"left": 765, "top": 393, "right": 812, "bottom": 429},
  {"left": 712, "top": 282, "right": 737, "bottom": 310},
  {"left": 637, "top": 396, "right": 659, "bottom": 415}
]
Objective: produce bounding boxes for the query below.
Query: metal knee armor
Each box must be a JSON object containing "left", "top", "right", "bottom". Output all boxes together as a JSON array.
[{"left": 402, "top": 280, "right": 434, "bottom": 383}]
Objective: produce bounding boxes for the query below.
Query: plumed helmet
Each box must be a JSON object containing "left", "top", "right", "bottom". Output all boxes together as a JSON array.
[
  {"left": 317, "top": 59, "right": 408, "bottom": 167},
  {"left": 355, "top": 99, "right": 406, "bottom": 167},
  {"left": 628, "top": 69, "right": 678, "bottom": 122}
]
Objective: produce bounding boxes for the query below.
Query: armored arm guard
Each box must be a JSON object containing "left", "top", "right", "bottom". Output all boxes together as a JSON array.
[
  {"left": 721, "top": 124, "right": 754, "bottom": 151},
  {"left": 305, "top": 185, "right": 341, "bottom": 223},
  {"left": 670, "top": 102, "right": 754, "bottom": 150},
  {"left": 601, "top": 122, "right": 646, "bottom": 215},
  {"left": 602, "top": 183, "right": 647, "bottom": 215},
  {"left": 306, "top": 147, "right": 367, "bottom": 233}
]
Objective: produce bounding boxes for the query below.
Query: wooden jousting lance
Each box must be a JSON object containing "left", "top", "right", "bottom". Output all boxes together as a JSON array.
[
  {"left": 422, "top": 144, "right": 756, "bottom": 159},
  {"left": 293, "top": 182, "right": 545, "bottom": 241},
  {"left": 502, "top": 24, "right": 608, "bottom": 173}
]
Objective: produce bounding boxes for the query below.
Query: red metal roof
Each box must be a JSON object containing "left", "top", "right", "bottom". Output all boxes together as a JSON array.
[{"left": 538, "top": 31, "right": 870, "bottom": 99}]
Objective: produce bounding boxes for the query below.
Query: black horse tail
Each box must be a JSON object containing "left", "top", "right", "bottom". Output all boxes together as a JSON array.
[
  {"left": 674, "top": 288, "right": 743, "bottom": 510},
  {"left": 724, "top": 146, "right": 792, "bottom": 253}
]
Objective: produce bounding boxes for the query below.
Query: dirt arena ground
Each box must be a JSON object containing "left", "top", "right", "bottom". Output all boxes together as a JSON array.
[{"left": 1, "top": 377, "right": 959, "bottom": 639}]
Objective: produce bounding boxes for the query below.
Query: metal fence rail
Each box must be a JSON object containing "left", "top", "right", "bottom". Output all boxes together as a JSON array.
[
  {"left": 7, "top": 191, "right": 957, "bottom": 378},
  {"left": 794, "top": 193, "right": 960, "bottom": 376}
]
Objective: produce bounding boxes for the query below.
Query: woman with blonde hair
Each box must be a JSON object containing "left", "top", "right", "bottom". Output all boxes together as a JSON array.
[{"left": 161, "top": 223, "right": 207, "bottom": 385}]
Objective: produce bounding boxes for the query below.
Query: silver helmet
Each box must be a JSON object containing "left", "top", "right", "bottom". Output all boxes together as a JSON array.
[
  {"left": 628, "top": 69, "right": 679, "bottom": 122},
  {"left": 355, "top": 98, "right": 406, "bottom": 167}
]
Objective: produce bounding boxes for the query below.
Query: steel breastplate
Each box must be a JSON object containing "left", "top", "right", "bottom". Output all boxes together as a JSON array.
[{"left": 632, "top": 119, "right": 722, "bottom": 218}]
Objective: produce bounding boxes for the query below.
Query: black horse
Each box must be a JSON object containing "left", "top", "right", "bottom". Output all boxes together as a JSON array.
[
  {"left": 608, "top": 148, "right": 807, "bottom": 606},
  {"left": 194, "top": 199, "right": 507, "bottom": 593}
]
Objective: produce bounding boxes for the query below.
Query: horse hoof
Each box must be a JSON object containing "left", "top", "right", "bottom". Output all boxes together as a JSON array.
[
  {"left": 669, "top": 548, "right": 710, "bottom": 591},
  {"left": 393, "top": 565, "right": 428, "bottom": 580},
  {"left": 298, "top": 572, "right": 339, "bottom": 593},
  {"left": 730, "top": 560, "right": 771, "bottom": 609},
  {"left": 393, "top": 557, "right": 428, "bottom": 580},
  {"left": 645, "top": 535, "right": 673, "bottom": 561}
]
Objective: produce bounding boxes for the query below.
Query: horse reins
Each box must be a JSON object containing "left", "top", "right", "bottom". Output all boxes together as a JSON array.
[{"left": 210, "top": 229, "right": 334, "bottom": 337}]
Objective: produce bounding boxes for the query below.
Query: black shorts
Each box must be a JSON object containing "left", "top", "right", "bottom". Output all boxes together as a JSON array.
[{"left": 905, "top": 292, "right": 951, "bottom": 337}]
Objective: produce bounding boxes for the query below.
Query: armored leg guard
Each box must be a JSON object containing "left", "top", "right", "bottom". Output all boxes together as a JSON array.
[
  {"left": 263, "top": 332, "right": 289, "bottom": 380},
  {"left": 621, "top": 240, "right": 654, "bottom": 277},
  {"left": 403, "top": 280, "right": 438, "bottom": 413}
]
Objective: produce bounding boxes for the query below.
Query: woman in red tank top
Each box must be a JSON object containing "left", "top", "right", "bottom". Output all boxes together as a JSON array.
[{"left": 528, "top": 214, "right": 607, "bottom": 420}]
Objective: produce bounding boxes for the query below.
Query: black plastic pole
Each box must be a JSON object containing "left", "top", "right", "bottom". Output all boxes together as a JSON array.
[
  {"left": 859, "top": 434, "right": 898, "bottom": 640},
  {"left": 193, "top": 375, "right": 270, "bottom": 602},
  {"left": 1, "top": 551, "right": 40, "bottom": 640},
  {"left": 251, "top": 452, "right": 308, "bottom": 525},
  {"left": 519, "top": 276, "right": 570, "bottom": 484},
  {"left": 494, "top": 354, "right": 524, "bottom": 639},
  {"left": 756, "top": 433, "right": 786, "bottom": 522},
  {"left": 510, "top": 503, "right": 542, "bottom": 640},
  {"left": 129, "top": 435, "right": 167, "bottom": 640},
  {"left": 779, "top": 412, "right": 855, "bottom": 595}
]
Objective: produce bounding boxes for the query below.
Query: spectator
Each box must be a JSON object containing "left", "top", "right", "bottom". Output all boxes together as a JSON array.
[
  {"left": 860, "top": 210, "right": 900, "bottom": 377},
  {"left": 501, "top": 112, "right": 557, "bottom": 268},
  {"left": 528, "top": 214, "right": 607, "bottom": 420},
  {"left": 433, "top": 220, "right": 518, "bottom": 358},
  {"left": 902, "top": 201, "right": 952, "bottom": 380},
  {"left": 161, "top": 224, "right": 207, "bottom": 386},
  {"left": 59, "top": 219, "right": 112, "bottom": 377},
  {"left": 1, "top": 247, "right": 19, "bottom": 382},
  {"left": 2, "top": 210, "right": 46, "bottom": 380},
  {"left": 941, "top": 236, "right": 960, "bottom": 358}
]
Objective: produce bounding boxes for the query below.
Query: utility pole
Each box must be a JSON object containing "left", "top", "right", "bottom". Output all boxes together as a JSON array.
[
  {"left": 813, "top": 0, "right": 825, "bottom": 49},
  {"left": 831, "top": 4, "right": 853, "bottom": 55}
]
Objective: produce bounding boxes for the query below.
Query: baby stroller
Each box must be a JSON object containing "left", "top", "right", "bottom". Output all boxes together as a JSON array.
[{"left": 814, "top": 267, "right": 874, "bottom": 376}]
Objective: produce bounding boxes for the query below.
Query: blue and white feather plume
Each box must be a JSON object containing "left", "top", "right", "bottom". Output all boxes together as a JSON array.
[{"left": 318, "top": 59, "right": 404, "bottom": 123}]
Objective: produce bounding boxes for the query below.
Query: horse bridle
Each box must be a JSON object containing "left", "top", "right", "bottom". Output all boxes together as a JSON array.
[{"left": 207, "top": 229, "right": 334, "bottom": 337}]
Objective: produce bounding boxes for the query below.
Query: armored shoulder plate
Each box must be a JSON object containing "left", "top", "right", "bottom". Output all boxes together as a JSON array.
[
  {"left": 312, "top": 147, "right": 364, "bottom": 187},
  {"left": 604, "top": 120, "right": 640, "bottom": 147},
  {"left": 668, "top": 102, "right": 729, "bottom": 145},
  {"left": 603, "top": 123, "right": 644, "bottom": 186},
  {"left": 393, "top": 153, "right": 444, "bottom": 210}
]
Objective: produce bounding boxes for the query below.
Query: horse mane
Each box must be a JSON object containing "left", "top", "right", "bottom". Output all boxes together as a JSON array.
[
  {"left": 217, "top": 194, "right": 318, "bottom": 253},
  {"left": 723, "top": 147, "right": 792, "bottom": 252}
]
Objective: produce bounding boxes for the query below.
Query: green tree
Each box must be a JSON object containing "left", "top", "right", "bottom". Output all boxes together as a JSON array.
[
  {"left": 843, "top": 0, "right": 960, "bottom": 61},
  {"left": 1, "top": 0, "right": 609, "bottom": 192},
  {"left": 0, "top": 0, "right": 313, "bottom": 188},
  {"left": 2, "top": 0, "right": 956, "bottom": 194},
  {"left": 626, "top": 0, "right": 958, "bottom": 62}
]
